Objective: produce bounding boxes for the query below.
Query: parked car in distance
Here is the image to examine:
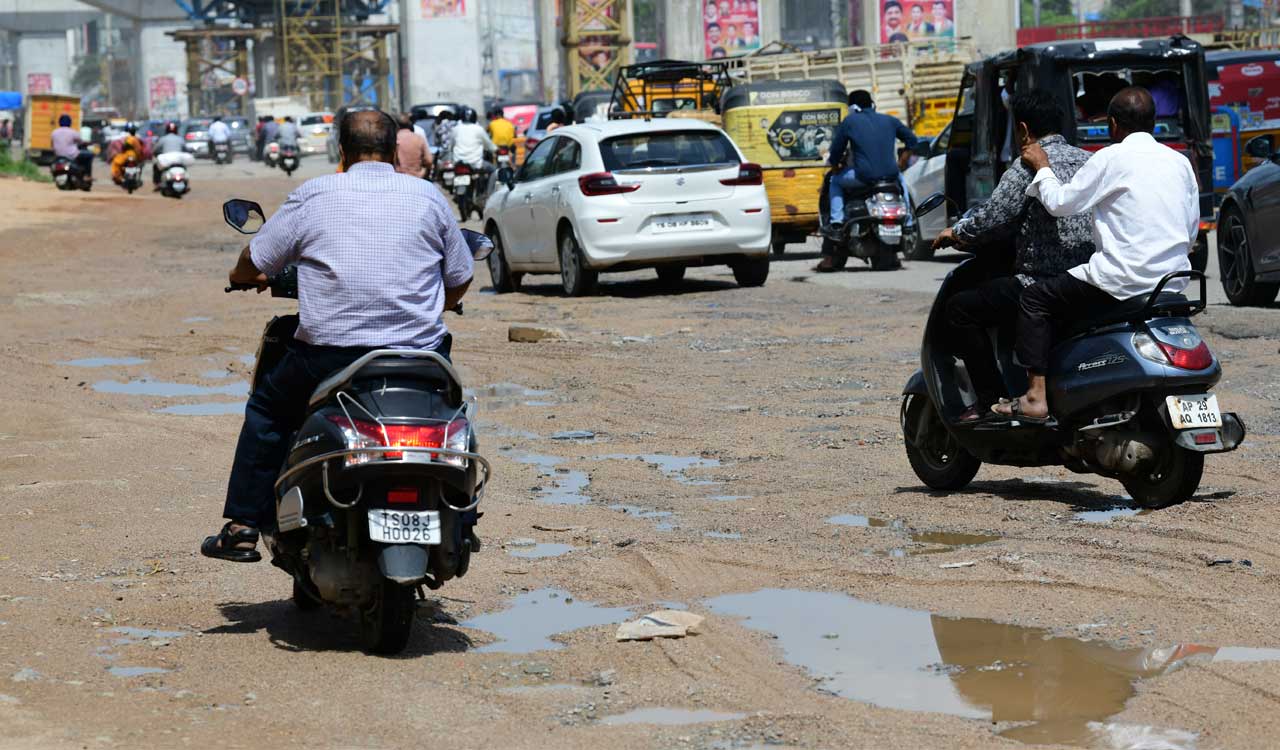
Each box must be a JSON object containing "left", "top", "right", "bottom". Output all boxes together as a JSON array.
[
  {"left": 227, "top": 116, "right": 253, "bottom": 153},
  {"left": 300, "top": 111, "right": 332, "bottom": 154},
  {"left": 1216, "top": 135, "right": 1280, "bottom": 306},
  {"left": 482, "top": 119, "right": 772, "bottom": 296},
  {"left": 522, "top": 105, "right": 562, "bottom": 150},
  {"left": 180, "top": 117, "right": 213, "bottom": 157},
  {"left": 901, "top": 122, "right": 950, "bottom": 260}
]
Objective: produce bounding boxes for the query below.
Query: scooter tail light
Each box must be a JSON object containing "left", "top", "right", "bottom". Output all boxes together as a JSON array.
[
  {"left": 720, "top": 162, "right": 763, "bottom": 186},
  {"left": 579, "top": 172, "right": 640, "bottom": 196},
  {"left": 326, "top": 415, "right": 470, "bottom": 467},
  {"left": 1157, "top": 340, "right": 1213, "bottom": 370},
  {"left": 1132, "top": 332, "right": 1169, "bottom": 364}
]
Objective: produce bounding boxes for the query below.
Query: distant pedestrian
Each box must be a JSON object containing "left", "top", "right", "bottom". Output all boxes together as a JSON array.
[{"left": 395, "top": 113, "right": 432, "bottom": 179}]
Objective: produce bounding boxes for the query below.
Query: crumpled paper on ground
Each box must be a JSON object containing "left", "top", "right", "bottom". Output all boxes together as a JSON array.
[{"left": 615, "top": 610, "right": 705, "bottom": 641}]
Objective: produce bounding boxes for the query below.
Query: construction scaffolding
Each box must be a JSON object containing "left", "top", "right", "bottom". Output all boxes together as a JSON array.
[
  {"left": 274, "top": 0, "right": 396, "bottom": 110},
  {"left": 563, "top": 0, "right": 631, "bottom": 97},
  {"left": 169, "top": 27, "right": 269, "bottom": 117}
]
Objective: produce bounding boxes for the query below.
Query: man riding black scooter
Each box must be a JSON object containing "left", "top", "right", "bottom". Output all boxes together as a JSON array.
[{"left": 817, "top": 89, "right": 918, "bottom": 272}]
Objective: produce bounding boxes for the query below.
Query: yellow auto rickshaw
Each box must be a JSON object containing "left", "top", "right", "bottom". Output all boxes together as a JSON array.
[
  {"left": 609, "top": 60, "right": 731, "bottom": 122},
  {"left": 721, "top": 79, "right": 847, "bottom": 255}
]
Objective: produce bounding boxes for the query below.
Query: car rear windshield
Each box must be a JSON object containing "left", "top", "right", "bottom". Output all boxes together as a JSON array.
[
  {"left": 301, "top": 115, "right": 326, "bottom": 126},
  {"left": 600, "top": 130, "right": 739, "bottom": 171}
]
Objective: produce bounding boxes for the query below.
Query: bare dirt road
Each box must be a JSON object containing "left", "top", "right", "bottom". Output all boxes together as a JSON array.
[{"left": 2, "top": 161, "right": 1279, "bottom": 750}]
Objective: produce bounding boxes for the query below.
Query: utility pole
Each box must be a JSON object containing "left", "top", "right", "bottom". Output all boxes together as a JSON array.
[{"left": 1033, "top": 0, "right": 1041, "bottom": 26}]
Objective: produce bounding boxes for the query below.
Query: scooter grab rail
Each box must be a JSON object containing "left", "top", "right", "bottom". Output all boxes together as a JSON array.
[
  {"left": 1143, "top": 269, "right": 1207, "bottom": 318},
  {"left": 274, "top": 445, "right": 492, "bottom": 514}
]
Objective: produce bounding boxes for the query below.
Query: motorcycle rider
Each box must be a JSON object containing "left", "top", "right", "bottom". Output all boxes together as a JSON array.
[
  {"left": 450, "top": 108, "right": 496, "bottom": 190},
  {"left": 932, "top": 90, "right": 1095, "bottom": 422},
  {"left": 201, "top": 109, "right": 475, "bottom": 562},
  {"left": 208, "top": 116, "right": 232, "bottom": 158},
  {"left": 487, "top": 107, "right": 516, "bottom": 150},
  {"left": 433, "top": 110, "right": 458, "bottom": 155},
  {"left": 109, "top": 123, "right": 145, "bottom": 185},
  {"left": 151, "top": 121, "right": 191, "bottom": 186},
  {"left": 277, "top": 115, "right": 301, "bottom": 151},
  {"left": 51, "top": 114, "right": 94, "bottom": 181},
  {"left": 395, "top": 113, "right": 433, "bottom": 179},
  {"left": 993, "top": 86, "right": 1197, "bottom": 422}
]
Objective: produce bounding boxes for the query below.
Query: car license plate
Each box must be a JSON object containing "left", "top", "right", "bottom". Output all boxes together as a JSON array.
[
  {"left": 1166, "top": 394, "right": 1222, "bottom": 429},
  {"left": 454, "top": 174, "right": 472, "bottom": 186},
  {"left": 652, "top": 213, "right": 713, "bottom": 233},
  {"left": 367, "top": 509, "right": 441, "bottom": 545}
]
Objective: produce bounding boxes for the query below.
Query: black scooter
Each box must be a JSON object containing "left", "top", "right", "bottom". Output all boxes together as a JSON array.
[
  {"left": 819, "top": 171, "right": 914, "bottom": 271},
  {"left": 221, "top": 199, "right": 494, "bottom": 654},
  {"left": 901, "top": 194, "right": 1244, "bottom": 507}
]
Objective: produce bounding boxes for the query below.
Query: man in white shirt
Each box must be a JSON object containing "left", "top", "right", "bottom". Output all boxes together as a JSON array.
[
  {"left": 993, "top": 87, "right": 1197, "bottom": 422},
  {"left": 208, "top": 116, "right": 231, "bottom": 144},
  {"left": 450, "top": 111, "right": 495, "bottom": 170}
]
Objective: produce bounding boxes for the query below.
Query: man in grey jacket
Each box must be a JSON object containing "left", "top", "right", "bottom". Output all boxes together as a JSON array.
[{"left": 932, "top": 90, "right": 1095, "bottom": 422}]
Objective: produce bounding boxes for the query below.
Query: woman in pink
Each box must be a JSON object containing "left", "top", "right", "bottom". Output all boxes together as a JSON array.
[{"left": 394, "top": 114, "right": 432, "bottom": 179}]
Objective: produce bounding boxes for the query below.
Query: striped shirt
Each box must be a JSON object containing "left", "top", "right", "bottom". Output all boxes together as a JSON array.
[{"left": 250, "top": 161, "right": 473, "bottom": 349}]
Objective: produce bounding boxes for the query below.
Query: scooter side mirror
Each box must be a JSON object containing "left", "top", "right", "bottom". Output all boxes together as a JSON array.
[
  {"left": 461, "top": 228, "right": 494, "bottom": 261},
  {"left": 917, "top": 192, "right": 947, "bottom": 216},
  {"left": 223, "top": 199, "right": 266, "bottom": 234}
]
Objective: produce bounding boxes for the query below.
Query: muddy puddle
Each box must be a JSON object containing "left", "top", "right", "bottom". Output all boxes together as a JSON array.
[
  {"left": 508, "top": 543, "right": 575, "bottom": 559},
  {"left": 507, "top": 452, "right": 590, "bottom": 505},
  {"left": 707, "top": 588, "right": 1280, "bottom": 747},
  {"left": 709, "top": 495, "right": 751, "bottom": 502},
  {"left": 826, "top": 516, "right": 999, "bottom": 555},
  {"left": 600, "top": 708, "right": 748, "bottom": 726},
  {"left": 155, "top": 402, "right": 246, "bottom": 416},
  {"left": 470, "top": 383, "right": 557, "bottom": 409},
  {"left": 61, "top": 357, "right": 148, "bottom": 368},
  {"left": 608, "top": 503, "right": 675, "bottom": 532},
  {"left": 93, "top": 379, "right": 247, "bottom": 397},
  {"left": 97, "top": 627, "right": 184, "bottom": 679},
  {"left": 704, "top": 531, "right": 742, "bottom": 540},
  {"left": 462, "top": 588, "right": 631, "bottom": 654},
  {"left": 1076, "top": 497, "right": 1147, "bottom": 523},
  {"left": 598, "top": 454, "right": 722, "bottom": 486}
]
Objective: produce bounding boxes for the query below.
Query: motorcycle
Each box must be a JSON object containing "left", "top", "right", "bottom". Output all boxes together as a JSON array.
[
  {"left": 51, "top": 156, "right": 92, "bottom": 192},
  {"left": 264, "top": 142, "right": 280, "bottom": 169},
  {"left": 900, "top": 193, "right": 1245, "bottom": 508},
  {"left": 119, "top": 155, "right": 143, "bottom": 195},
  {"left": 154, "top": 152, "right": 193, "bottom": 199},
  {"left": 220, "top": 198, "right": 495, "bottom": 654},
  {"left": 213, "top": 141, "right": 232, "bottom": 165},
  {"left": 495, "top": 147, "right": 515, "bottom": 189},
  {"left": 819, "top": 172, "right": 911, "bottom": 271},
  {"left": 280, "top": 144, "right": 300, "bottom": 176},
  {"left": 452, "top": 163, "right": 479, "bottom": 221}
]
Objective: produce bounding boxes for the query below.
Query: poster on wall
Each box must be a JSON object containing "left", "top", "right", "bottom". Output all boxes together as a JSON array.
[
  {"left": 421, "top": 0, "right": 465, "bottom": 19},
  {"left": 149, "top": 76, "right": 178, "bottom": 116},
  {"left": 879, "top": 0, "right": 954, "bottom": 44},
  {"left": 27, "top": 73, "right": 52, "bottom": 95},
  {"left": 703, "top": 0, "right": 762, "bottom": 60}
]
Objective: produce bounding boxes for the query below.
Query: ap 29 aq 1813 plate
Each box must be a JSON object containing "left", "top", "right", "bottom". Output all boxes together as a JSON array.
[{"left": 1165, "top": 394, "right": 1222, "bottom": 430}]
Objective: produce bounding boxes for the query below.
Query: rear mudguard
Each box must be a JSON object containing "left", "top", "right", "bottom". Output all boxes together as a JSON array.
[
  {"left": 903, "top": 368, "right": 927, "bottom": 396},
  {"left": 378, "top": 544, "right": 429, "bottom": 584}
]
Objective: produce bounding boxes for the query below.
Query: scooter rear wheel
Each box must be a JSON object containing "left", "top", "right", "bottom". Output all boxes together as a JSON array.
[
  {"left": 1122, "top": 448, "right": 1204, "bottom": 509},
  {"left": 359, "top": 579, "right": 416, "bottom": 655},
  {"left": 902, "top": 394, "right": 980, "bottom": 491}
]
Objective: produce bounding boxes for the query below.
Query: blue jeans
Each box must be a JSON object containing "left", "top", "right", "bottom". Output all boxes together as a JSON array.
[
  {"left": 827, "top": 167, "right": 912, "bottom": 224},
  {"left": 222, "top": 337, "right": 452, "bottom": 528}
]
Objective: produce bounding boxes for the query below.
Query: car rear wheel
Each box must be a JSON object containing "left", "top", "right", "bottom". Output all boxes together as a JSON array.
[
  {"left": 486, "top": 228, "right": 522, "bottom": 293},
  {"left": 559, "top": 229, "right": 598, "bottom": 297},
  {"left": 1219, "top": 208, "right": 1280, "bottom": 306},
  {"left": 731, "top": 257, "right": 770, "bottom": 287},
  {"left": 656, "top": 265, "right": 686, "bottom": 284}
]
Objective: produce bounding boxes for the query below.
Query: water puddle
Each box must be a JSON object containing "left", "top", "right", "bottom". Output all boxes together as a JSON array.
[
  {"left": 471, "top": 383, "right": 557, "bottom": 409},
  {"left": 93, "top": 379, "right": 247, "bottom": 397},
  {"left": 499, "top": 683, "right": 585, "bottom": 696},
  {"left": 608, "top": 504, "right": 674, "bottom": 522},
  {"left": 183, "top": 316, "right": 212, "bottom": 323},
  {"left": 508, "top": 543, "right": 575, "bottom": 559},
  {"left": 598, "top": 454, "right": 722, "bottom": 486},
  {"left": 910, "top": 531, "right": 1001, "bottom": 548},
  {"left": 826, "top": 515, "right": 896, "bottom": 528},
  {"left": 200, "top": 369, "right": 234, "bottom": 379},
  {"left": 1076, "top": 498, "right": 1147, "bottom": 523},
  {"left": 155, "top": 402, "right": 246, "bottom": 416},
  {"left": 709, "top": 495, "right": 751, "bottom": 502},
  {"left": 239, "top": 354, "right": 255, "bottom": 366},
  {"left": 107, "top": 666, "right": 170, "bottom": 678},
  {"left": 96, "top": 627, "right": 184, "bottom": 677},
  {"left": 704, "top": 531, "right": 742, "bottom": 540},
  {"left": 462, "top": 588, "right": 631, "bottom": 654},
  {"left": 600, "top": 708, "right": 748, "bottom": 726},
  {"left": 706, "top": 589, "right": 1280, "bottom": 746},
  {"left": 826, "top": 516, "right": 998, "bottom": 555},
  {"left": 61, "top": 357, "right": 148, "bottom": 368},
  {"left": 508, "top": 453, "right": 590, "bottom": 505}
]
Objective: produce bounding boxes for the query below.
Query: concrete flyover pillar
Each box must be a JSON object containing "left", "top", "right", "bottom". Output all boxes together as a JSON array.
[
  {"left": 400, "top": 0, "right": 484, "bottom": 110},
  {"left": 16, "top": 32, "right": 71, "bottom": 96},
  {"left": 136, "top": 23, "right": 188, "bottom": 119},
  {"left": 663, "top": 0, "right": 701, "bottom": 61}
]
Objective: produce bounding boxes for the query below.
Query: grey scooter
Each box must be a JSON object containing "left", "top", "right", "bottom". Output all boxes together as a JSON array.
[{"left": 901, "top": 194, "right": 1245, "bottom": 508}]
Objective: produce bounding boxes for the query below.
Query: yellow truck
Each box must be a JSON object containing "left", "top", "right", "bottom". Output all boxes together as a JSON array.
[{"left": 24, "top": 94, "right": 81, "bottom": 165}]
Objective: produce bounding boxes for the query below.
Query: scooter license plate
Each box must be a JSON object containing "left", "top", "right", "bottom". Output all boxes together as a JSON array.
[
  {"left": 454, "top": 174, "right": 472, "bottom": 186},
  {"left": 443, "top": 171, "right": 455, "bottom": 180},
  {"left": 172, "top": 181, "right": 186, "bottom": 191},
  {"left": 1166, "top": 394, "right": 1221, "bottom": 429},
  {"left": 368, "top": 509, "right": 441, "bottom": 545}
]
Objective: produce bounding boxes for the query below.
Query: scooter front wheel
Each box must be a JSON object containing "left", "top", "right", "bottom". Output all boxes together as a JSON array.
[
  {"left": 1122, "top": 447, "right": 1203, "bottom": 509},
  {"left": 902, "top": 393, "right": 980, "bottom": 491},
  {"left": 359, "top": 579, "right": 416, "bottom": 655}
]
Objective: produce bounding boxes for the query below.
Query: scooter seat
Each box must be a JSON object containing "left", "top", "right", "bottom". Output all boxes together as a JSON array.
[
  {"left": 1061, "top": 291, "right": 1194, "bottom": 337},
  {"left": 844, "top": 179, "right": 902, "bottom": 200},
  {"left": 309, "top": 350, "right": 464, "bottom": 408}
]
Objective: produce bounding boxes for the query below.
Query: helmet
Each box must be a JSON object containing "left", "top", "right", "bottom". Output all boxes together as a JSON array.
[
  {"left": 461, "top": 107, "right": 477, "bottom": 124},
  {"left": 125, "top": 122, "right": 137, "bottom": 135},
  {"left": 166, "top": 121, "right": 178, "bottom": 134},
  {"left": 58, "top": 114, "right": 72, "bottom": 127}
]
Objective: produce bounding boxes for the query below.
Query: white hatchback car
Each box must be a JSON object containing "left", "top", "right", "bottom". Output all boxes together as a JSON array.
[{"left": 481, "top": 119, "right": 772, "bottom": 296}]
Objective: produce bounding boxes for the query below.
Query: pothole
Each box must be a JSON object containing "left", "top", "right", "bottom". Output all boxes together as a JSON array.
[
  {"left": 61, "top": 357, "right": 149, "bottom": 368},
  {"left": 599, "top": 708, "right": 748, "bottom": 726},
  {"left": 508, "top": 543, "right": 575, "bottom": 560},
  {"left": 706, "top": 588, "right": 1280, "bottom": 747},
  {"left": 461, "top": 588, "right": 630, "bottom": 654}
]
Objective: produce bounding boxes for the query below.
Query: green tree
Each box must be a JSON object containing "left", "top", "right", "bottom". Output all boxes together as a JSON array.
[{"left": 1021, "top": 0, "right": 1077, "bottom": 27}]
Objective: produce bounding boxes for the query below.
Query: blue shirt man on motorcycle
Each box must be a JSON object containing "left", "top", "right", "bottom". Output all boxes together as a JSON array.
[
  {"left": 201, "top": 110, "right": 474, "bottom": 562},
  {"left": 825, "top": 89, "right": 918, "bottom": 235}
]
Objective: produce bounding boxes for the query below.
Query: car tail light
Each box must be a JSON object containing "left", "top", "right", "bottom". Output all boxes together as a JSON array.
[
  {"left": 326, "top": 415, "right": 470, "bottom": 467},
  {"left": 387, "top": 488, "right": 419, "bottom": 504},
  {"left": 579, "top": 171, "right": 640, "bottom": 196},
  {"left": 184, "top": 133, "right": 195, "bottom": 140},
  {"left": 1157, "top": 340, "right": 1213, "bottom": 370},
  {"left": 720, "top": 162, "right": 763, "bottom": 186},
  {"left": 525, "top": 137, "right": 539, "bottom": 150}
]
